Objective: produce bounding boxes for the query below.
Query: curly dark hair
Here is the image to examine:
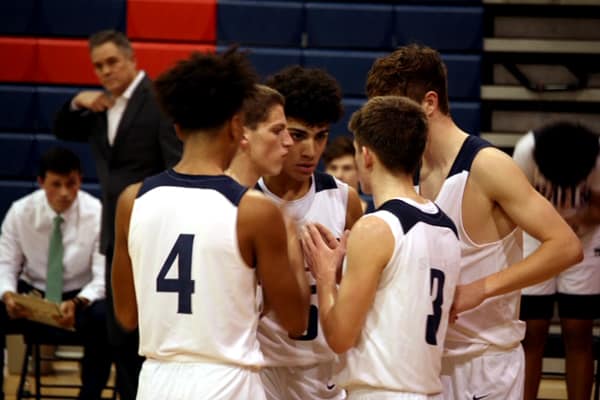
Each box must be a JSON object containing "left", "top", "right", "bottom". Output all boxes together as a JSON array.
[
  {"left": 154, "top": 48, "right": 258, "bottom": 132},
  {"left": 366, "top": 44, "right": 450, "bottom": 115},
  {"left": 349, "top": 96, "right": 427, "bottom": 174},
  {"left": 534, "top": 121, "right": 599, "bottom": 187},
  {"left": 265, "top": 65, "right": 343, "bottom": 126}
]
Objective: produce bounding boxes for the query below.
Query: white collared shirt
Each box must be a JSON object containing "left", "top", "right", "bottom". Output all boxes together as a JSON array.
[
  {"left": 0, "top": 189, "right": 105, "bottom": 302},
  {"left": 107, "top": 70, "right": 145, "bottom": 145}
]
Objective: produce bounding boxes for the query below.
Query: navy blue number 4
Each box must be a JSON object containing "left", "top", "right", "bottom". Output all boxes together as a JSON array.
[
  {"left": 156, "top": 234, "right": 196, "bottom": 314},
  {"left": 426, "top": 268, "right": 445, "bottom": 345}
]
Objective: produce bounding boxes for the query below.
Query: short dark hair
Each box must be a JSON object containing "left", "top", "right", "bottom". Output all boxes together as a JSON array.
[
  {"left": 243, "top": 85, "right": 285, "bottom": 130},
  {"left": 154, "top": 48, "right": 258, "bottom": 132},
  {"left": 88, "top": 29, "right": 133, "bottom": 57},
  {"left": 38, "top": 147, "right": 82, "bottom": 179},
  {"left": 534, "top": 121, "right": 599, "bottom": 187},
  {"left": 349, "top": 96, "right": 427, "bottom": 174},
  {"left": 366, "top": 44, "right": 450, "bottom": 115},
  {"left": 265, "top": 65, "right": 343, "bottom": 126},
  {"left": 322, "top": 136, "right": 355, "bottom": 166}
]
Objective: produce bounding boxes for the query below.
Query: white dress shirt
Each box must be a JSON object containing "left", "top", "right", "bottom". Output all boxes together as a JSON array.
[
  {"left": 107, "top": 70, "right": 145, "bottom": 145},
  {"left": 0, "top": 189, "right": 105, "bottom": 302}
]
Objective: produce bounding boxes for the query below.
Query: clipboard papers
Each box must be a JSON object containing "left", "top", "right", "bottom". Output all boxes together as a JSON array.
[{"left": 12, "top": 293, "right": 75, "bottom": 331}]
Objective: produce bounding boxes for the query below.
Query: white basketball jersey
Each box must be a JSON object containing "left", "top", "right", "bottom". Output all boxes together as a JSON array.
[
  {"left": 514, "top": 131, "right": 600, "bottom": 289},
  {"left": 418, "top": 136, "right": 525, "bottom": 356},
  {"left": 337, "top": 198, "right": 461, "bottom": 395},
  {"left": 128, "top": 170, "right": 263, "bottom": 367},
  {"left": 256, "top": 172, "right": 349, "bottom": 367}
]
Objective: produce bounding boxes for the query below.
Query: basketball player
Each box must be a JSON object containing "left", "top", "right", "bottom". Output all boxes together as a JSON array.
[
  {"left": 258, "top": 66, "right": 363, "bottom": 400},
  {"left": 227, "top": 84, "right": 292, "bottom": 187},
  {"left": 111, "top": 50, "right": 310, "bottom": 400},
  {"left": 302, "top": 95, "right": 462, "bottom": 400},
  {"left": 513, "top": 121, "right": 600, "bottom": 400},
  {"left": 366, "top": 44, "right": 582, "bottom": 399}
]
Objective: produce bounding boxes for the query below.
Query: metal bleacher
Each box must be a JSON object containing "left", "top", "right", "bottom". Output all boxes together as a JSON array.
[{"left": 480, "top": 0, "right": 600, "bottom": 153}]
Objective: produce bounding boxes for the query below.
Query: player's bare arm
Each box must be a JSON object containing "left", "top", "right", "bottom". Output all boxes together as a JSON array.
[
  {"left": 345, "top": 187, "right": 363, "bottom": 229},
  {"left": 304, "top": 216, "right": 392, "bottom": 353},
  {"left": 111, "top": 182, "right": 142, "bottom": 332},
  {"left": 452, "top": 149, "right": 583, "bottom": 316},
  {"left": 237, "top": 191, "right": 310, "bottom": 336}
]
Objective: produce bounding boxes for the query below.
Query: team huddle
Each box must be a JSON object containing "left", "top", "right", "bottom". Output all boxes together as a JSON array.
[{"left": 110, "top": 45, "right": 583, "bottom": 400}]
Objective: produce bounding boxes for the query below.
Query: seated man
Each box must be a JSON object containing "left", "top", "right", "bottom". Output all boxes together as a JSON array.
[{"left": 0, "top": 147, "right": 111, "bottom": 400}]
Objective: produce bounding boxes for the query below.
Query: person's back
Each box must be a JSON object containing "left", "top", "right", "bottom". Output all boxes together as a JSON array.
[
  {"left": 366, "top": 44, "right": 582, "bottom": 399},
  {"left": 302, "top": 96, "right": 461, "bottom": 399},
  {"left": 111, "top": 49, "right": 309, "bottom": 400},
  {"left": 339, "top": 198, "right": 460, "bottom": 396},
  {"left": 129, "top": 172, "right": 262, "bottom": 365}
]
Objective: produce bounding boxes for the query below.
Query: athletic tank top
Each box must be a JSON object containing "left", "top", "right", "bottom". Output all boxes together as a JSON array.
[
  {"left": 418, "top": 136, "right": 526, "bottom": 356},
  {"left": 129, "top": 169, "right": 263, "bottom": 367},
  {"left": 256, "top": 172, "right": 349, "bottom": 367},
  {"left": 337, "top": 199, "right": 460, "bottom": 395}
]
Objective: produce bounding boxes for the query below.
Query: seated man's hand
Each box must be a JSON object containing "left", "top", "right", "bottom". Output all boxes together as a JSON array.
[
  {"left": 2, "top": 291, "right": 32, "bottom": 319},
  {"left": 54, "top": 300, "right": 76, "bottom": 329}
]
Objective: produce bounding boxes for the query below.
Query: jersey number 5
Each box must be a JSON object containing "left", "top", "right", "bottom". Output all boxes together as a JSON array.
[
  {"left": 156, "top": 234, "right": 196, "bottom": 314},
  {"left": 426, "top": 268, "right": 445, "bottom": 345}
]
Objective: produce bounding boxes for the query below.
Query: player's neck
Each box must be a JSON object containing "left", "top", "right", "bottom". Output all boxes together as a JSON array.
[
  {"left": 262, "top": 173, "right": 311, "bottom": 201},
  {"left": 371, "top": 169, "right": 424, "bottom": 208},
  {"left": 174, "top": 135, "right": 231, "bottom": 176},
  {"left": 226, "top": 151, "right": 260, "bottom": 187},
  {"left": 422, "top": 115, "right": 468, "bottom": 170}
]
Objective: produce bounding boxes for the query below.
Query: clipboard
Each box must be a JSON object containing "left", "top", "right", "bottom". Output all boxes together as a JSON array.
[{"left": 12, "top": 293, "right": 75, "bottom": 331}]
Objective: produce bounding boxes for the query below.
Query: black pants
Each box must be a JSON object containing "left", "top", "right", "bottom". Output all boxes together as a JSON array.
[
  {"left": 0, "top": 281, "right": 112, "bottom": 400},
  {"left": 104, "top": 246, "right": 144, "bottom": 400}
]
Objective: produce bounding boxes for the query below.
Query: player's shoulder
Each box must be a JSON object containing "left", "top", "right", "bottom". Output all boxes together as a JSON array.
[
  {"left": 350, "top": 213, "right": 394, "bottom": 243},
  {"left": 239, "top": 188, "right": 282, "bottom": 220}
]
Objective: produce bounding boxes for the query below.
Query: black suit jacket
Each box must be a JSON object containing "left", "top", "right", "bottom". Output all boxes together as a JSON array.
[{"left": 53, "top": 75, "right": 182, "bottom": 255}]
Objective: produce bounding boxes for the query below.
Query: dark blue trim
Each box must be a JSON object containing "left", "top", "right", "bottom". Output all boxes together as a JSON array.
[
  {"left": 137, "top": 170, "right": 248, "bottom": 206},
  {"left": 414, "top": 135, "right": 492, "bottom": 185},
  {"left": 378, "top": 199, "right": 458, "bottom": 237},
  {"left": 446, "top": 135, "right": 492, "bottom": 178},
  {"left": 314, "top": 172, "right": 338, "bottom": 193}
]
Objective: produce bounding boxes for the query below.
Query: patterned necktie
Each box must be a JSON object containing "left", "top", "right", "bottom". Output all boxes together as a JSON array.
[{"left": 46, "top": 215, "right": 64, "bottom": 303}]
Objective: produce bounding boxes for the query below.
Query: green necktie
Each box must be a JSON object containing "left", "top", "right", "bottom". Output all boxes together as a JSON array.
[{"left": 46, "top": 215, "right": 64, "bottom": 303}]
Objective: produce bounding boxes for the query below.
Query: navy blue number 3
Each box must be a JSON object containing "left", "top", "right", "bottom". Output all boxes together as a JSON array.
[
  {"left": 156, "top": 234, "right": 196, "bottom": 314},
  {"left": 426, "top": 268, "right": 445, "bottom": 345}
]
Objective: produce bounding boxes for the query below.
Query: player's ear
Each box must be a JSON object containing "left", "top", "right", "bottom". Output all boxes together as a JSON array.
[
  {"left": 239, "top": 127, "right": 251, "bottom": 148},
  {"left": 173, "top": 123, "right": 185, "bottom": 142},
  {"left": 421, "top": 91, "right": 438, "bottom": 117},
  {"left": 229, "top": 112, "right": 245, "bottom": 143},
  {"left": 362, "top": 146, "right": 374, "bottom": 170}
]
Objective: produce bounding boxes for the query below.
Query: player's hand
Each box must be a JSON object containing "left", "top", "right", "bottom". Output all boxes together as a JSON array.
[
  {"left": 2, "top": 291, "right": 31, "bottom": 319},
  {"left": 301, "top": 224, "right": 342, "bottom": 284},
  {"left": 54, "top": 300, "right": 76, "bottom": 329},
  {"left": 449, "top": 279, "right": 486, "bottom": 322},
  {"left": 72, "top": 91, "right": 114, "bottom": 112},
  {"left": 312, "top": 223, "right": 349, "bottom": 277}
]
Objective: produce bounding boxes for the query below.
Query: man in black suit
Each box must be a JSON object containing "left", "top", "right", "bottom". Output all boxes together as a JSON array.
[{"left": 53, "top": 30, "right": 181, "bottom": 400}]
